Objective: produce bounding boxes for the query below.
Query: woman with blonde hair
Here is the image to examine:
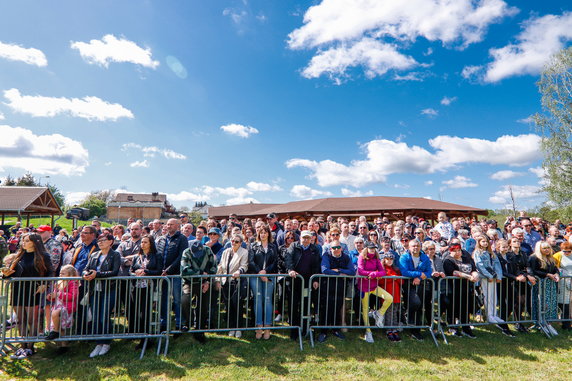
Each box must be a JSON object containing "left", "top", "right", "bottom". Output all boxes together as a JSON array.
[{"left": 528, "top": 241, "right": 559, "bottom": 335}]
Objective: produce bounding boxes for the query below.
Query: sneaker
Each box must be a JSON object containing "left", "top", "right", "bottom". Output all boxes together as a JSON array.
[
  {"left": 90, "top": 345, "right": 103, "bottom": 358},
  {"left": 274, "top": 314, "right": 282, "bottom": 322},
  {"left": 1, "top": 319, "right": 17, "bottom": 331},
  {"left": 317, "top": 333, "right": 327, "bottom": 343},
  {"left": 368, "top": 310, "right": 375, "bottom": 319},
  {"left": 45, "top": 331, "right": 60, "bottom": 340},
  {"left": 501, "top": 329, "right": 516, "bottom": 338},
  {"left": 235, "top": 331, "right": 242, "bottom": 339},
  {"left": 333, "top": 330, "right": 345, "bottom": 340},
  {"left": 373, "top": 310, "right": 385, "bottom": 328},
  {"left": 228, "top": 331, "right": 235, "bottom": 337},
  {"left": 393, "top": 332, "right": 402, "bottom": 342},
  {"left": 387, "top": 332, "right": 396, "bottom": 342},
  {"left": 453, "top": 329, "right": 464, "bottom": 338},
  {"left": 98, "top": 344, "right": 111, "bottom": 356},
  {"left": 547, "top": 324, "right": 558, "bottom": 336},
  {"left": 364, "top": 331, "right": 374, "bottom": 343},
  {"left": 411, "top": 331, "right": 424, "bottom": 341},
  {"left": 17, "top": 348, "right": 34, "bottom": 359},
  {"left": 462, "top": 328, "right": 476, "bottom": 339},
  {"left": 10, "top": 348, "right": 25, "bottom": 360}
]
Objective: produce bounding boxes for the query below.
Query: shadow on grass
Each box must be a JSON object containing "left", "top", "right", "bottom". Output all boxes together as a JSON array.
[{"left": 1, "top": 326, "right": 571, "bottom": 380}]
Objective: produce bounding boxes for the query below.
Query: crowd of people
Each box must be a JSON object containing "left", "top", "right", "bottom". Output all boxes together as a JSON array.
[{"left": 1, "top": 211, "right": 571, "bottom": 359}]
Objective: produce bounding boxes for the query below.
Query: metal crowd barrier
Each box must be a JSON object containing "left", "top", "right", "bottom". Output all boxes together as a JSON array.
[
  {"left": 0, "top": 276, "right": 170, "bottom": 359},
  {"left": 436, "top": 276, "right": 542, "bottom": 343},
  {"left": 308, "top": 274, "right": 438, "bottom": 347},
  {"left": 164, "top": 274, "right": 305, "bottom": 353}
]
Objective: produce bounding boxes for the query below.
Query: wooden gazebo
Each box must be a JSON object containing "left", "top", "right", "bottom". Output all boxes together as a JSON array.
[
  {"left": 0, "top": 186, "right": 63, "bottom": 227},
  {"left": 208, "top": 196, "right": 488, "bottom": 222}
]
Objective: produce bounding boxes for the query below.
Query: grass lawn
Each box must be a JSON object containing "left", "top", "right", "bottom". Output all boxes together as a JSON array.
[
  {"left": 2, "top": 217, "right": 114, "bottom": 233},
  {"left": 1, "top": 325, "right": 571, "bottom": 380}
]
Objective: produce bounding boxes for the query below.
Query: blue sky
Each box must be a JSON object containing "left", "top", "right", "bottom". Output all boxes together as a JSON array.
[{"left": 1, "top": 0, "right": 571, "bottom": 211}]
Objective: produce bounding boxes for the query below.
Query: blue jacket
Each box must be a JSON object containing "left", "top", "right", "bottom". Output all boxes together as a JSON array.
[
  {"left": 321, "top": 252, "right": 355, "bottom": 276},
  {"left": 473, "top": 249, "right": 503, "bottom": 280},
  {"left": 399, "top": 251, "right": 432, "bottom": 279}
]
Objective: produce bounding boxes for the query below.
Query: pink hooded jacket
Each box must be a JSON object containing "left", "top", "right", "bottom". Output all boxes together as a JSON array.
[{"left": 357, "top": 252, "right": 386, "bottom": 292}]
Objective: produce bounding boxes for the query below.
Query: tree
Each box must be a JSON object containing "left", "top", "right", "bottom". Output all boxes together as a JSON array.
[
  {"left": 47, "top": 184, "right": 65, "bottom": 209},
  {"left": 534, "top": 47, "right": 572, "bottom": 220},
  {"left": 78, "top": 195, "right": 107, "bottom": 219},
  {"left": 2, "top": 175, "right": 16, "bottom": 186},
  {"left": 15, "top": 172, "right": 38, "bottom": 186}
]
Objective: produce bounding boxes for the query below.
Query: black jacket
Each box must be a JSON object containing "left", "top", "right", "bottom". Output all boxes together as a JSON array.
[
  {"left": 155, "top": 231, "right": 188, "bottom": 275},
  {"left": 498, "top": 252, "right": 526, "bottom": 280},
  {"left": 248, "top": 242, "right": 279, "bottom": 274},
  {"left": 130, "top": 252, "right": 163, "bottom": 276},
  {"left": 83, "top": 249, "right": 121, "bottom": 291},
  {"left": 285, "top": 242, "right": 321, "bottom": 277},
  {"left": 527, "top": 255, "right": 558, "bottom": 278}
]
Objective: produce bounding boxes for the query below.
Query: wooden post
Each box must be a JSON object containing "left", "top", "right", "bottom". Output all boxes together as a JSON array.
[
  {"left": 26, "top": 213, "right": 30, "bottom": 227},
  {"left": 1, "top": 213, "right": 4, "bottom": 225},
  {"left": 51, "top": 214, "right": 54, "bottom": 228}
]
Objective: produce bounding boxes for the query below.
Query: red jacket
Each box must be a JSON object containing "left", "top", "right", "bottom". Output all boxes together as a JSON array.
[
  {"left": 57, "top": 280, "right": 79, "bottom": 314},
  {"left": 379, "top": 265, "right": 402, "bottom": 303}
]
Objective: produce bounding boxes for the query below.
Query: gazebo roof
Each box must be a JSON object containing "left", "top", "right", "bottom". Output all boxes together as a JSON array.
[
  {"left": 0, "top": 186, "right": 63, "bottom": 215},
  {"left": 208, "top": 196, "right": 487, "bottom": 220}
]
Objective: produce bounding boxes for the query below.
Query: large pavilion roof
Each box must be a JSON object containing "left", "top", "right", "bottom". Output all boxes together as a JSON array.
[{"left": 0, "top": 186, "right": 63, "bottom": 215}]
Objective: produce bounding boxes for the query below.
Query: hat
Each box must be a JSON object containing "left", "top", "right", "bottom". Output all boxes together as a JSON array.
[
  {"left": 37, "top": 225, "right": 52, "bottom": 233},
  {"left": 190, "top": 240, "right": 203, "bottom": 254},
  {"left": 486, "top": 219, "right": 497, "bottom": 225},
  {"left": 300, "top": 230, "right": 312, "bottom": 238},
  {"left": 208, "top": 227, "right": 221, "bottom": 236},
  {"left": 365, "top": 241, "right": 377, "bottom": 249},
  {"left": 266, "top": 213, "right": 277, "bottom": 219},
  {"left": 381, "top": 252, "right": 395, "bottom": 259}
]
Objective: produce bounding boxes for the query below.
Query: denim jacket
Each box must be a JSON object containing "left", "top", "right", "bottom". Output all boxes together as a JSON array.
[{"left": 473, "top": 249, "right": 503, "bottom": 280}]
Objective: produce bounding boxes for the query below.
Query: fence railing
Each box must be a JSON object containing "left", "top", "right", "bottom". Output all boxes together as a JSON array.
[
  {"left": 307, "top": 274, "right": 438, "bottom": 347},
  {"left": 163, "top": 274, "right": 305, "bottom": 353},
  {"left": 1, "top": 273, "right": 569, "bottom": 358},
  {"left": 0, "top": 276, "right": 170, "bottom": 359}
]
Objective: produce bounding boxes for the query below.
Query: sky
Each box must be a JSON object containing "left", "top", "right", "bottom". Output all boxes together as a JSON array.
[{"left": 0, "top": 0, "right": 571, "bottom": 211}]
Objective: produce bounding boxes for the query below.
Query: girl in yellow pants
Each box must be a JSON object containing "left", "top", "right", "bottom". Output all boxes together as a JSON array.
[{"left": 357, "top": 242, "right": 393, "bottom": 343}]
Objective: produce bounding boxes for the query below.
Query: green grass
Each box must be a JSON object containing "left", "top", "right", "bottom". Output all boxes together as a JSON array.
[
  {"left": 2, "top": 217, "right": 113, "bottom": 233},
  {"left": 1, "top": 326, "right": 571, "bottom": 380}
]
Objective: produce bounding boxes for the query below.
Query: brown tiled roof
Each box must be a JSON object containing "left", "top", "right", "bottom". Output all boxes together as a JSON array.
[
  {"left": 113, "top": 193, "right": 167, "bottom": 203},
  {"left": 0, "top": 186, "right": 63, "bottom": 214},
  {"left": 209, "top": 196, "right": 487, "bottom": 219}
]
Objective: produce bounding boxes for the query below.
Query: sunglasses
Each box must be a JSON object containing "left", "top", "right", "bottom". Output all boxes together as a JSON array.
[
  {"left": 232, "top": 240, "right": 241, "bottom": 244},
  {"left": 401, "top": 239, "right": 409, "bottom": 242},
  {"left": 330, "top": 233, "right": 340, "bottom": 236},
  {"left": 331, "top": 246, "right": 341, "bottom": 250}
]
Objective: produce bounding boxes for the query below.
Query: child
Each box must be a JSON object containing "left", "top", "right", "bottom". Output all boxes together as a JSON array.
[
  {"left": 1, "top": 254, "right": 19, "bottom": 330},
  {"left": 473, "top": 235, "right": 504, "bottom": 325},
  {"left": 357, "top": 242, "right": 393, "bottom": 343},
  {"left": 379, "top": 252, "right": 403, "bottom": 342},
  {"left": 44, "top": 265, "right": 79, "bottom": 340}
]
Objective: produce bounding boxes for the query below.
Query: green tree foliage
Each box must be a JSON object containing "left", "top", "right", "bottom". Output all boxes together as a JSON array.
[
  {"left": 2, "top": 175, "right": 16, "bottom": 186},
  {"left": 534, "top": 47, "right": 572, "bottom": 220},
  {"left": 78, "top": 195, "right": 107, "bottom": 218},
  {"left": 48, "top": 184, "right": 65, "bottom": 209},
  {"left": 15, "top": 172, "right": 38, "bottom": 186}
]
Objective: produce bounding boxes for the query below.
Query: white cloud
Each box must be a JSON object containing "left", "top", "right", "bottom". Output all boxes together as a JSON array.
[
  {"left": 104, "top": 161, "right": 112, "bottom": 166},
  {"left": 290, "top": 185, "right": 333, "bottom": 199},
  {"left": 122, "top": 143, "right": 186, "bottom": 160},
  {"left": 440, "top": 96, "right": 457, "bottom": 106},
  {"left": 489, "top": 184, "right": 543, "bottom": 204},
  {"left": 220, "top": 123, "right": 259, "bottom": 138},
  {"left": 65, "top": 191, "right": 91, "bottom": 205},
  {"left": 226, "top": 196, "right": 260, "bottom": 205},
  {"left": 490, "top": 170, "right": 525, "bottom": 181},
  {"left": 517, "top": 116, "right": 534, "bottom": 124},
  {"left": 286, "top": 134, "right": 541, "bottom": 187},
  {"left": 245, "top": 181, "right": 282, "bottom": 192},
  {"left": 0, "top": 111, "right": 4, "bottom": 120},
  {"left": 341, "top": 188, "right": 373, "bottom": 197},
  {"left": 0, "top": 41, "right": 47, "bottom": 67},
  {"left": 223, "top": 8, "right": 248, "bottom": 26},
  {"left": 393, "top": 72, "right": 426, "bottom": 81},
  {"left": 70, "top": 34, "right": 159, "bottom": 69},
  {"left": 300, "top": 38, "right": 418, "bottom": 83},
  {"left": 424, "top": 180, "right": 433, "bottom": 186},
  {"left": 0, "top": 124, "right": 89, "bottom": 175},
  {"left": 421, "top": 108, "right": 438, "bottom": 117},
  {"left": 441, "top": 175, "right": 478, "bottom": 189},
  {"left": 3, "top": 88, "right": 133, "bottom": 121},
  {"left": 130, "top": 160, "right": 149, "bottom": 168},
  {"left": 288, "top": 0, "right": 517, "bottom": 81},
  {"left": 393, "top": 184, "right": 410, "bottom": 189},
  {"left": 465, "top": 12, "right": 572, "bottom": 82},
  {"left": 461, "top": 65, "right": 481, "bottom": 79}
]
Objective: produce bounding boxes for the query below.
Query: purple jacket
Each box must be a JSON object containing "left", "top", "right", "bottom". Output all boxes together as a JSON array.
[{"left": 357, "top": 253, "right": 386, "bottom": 292}]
